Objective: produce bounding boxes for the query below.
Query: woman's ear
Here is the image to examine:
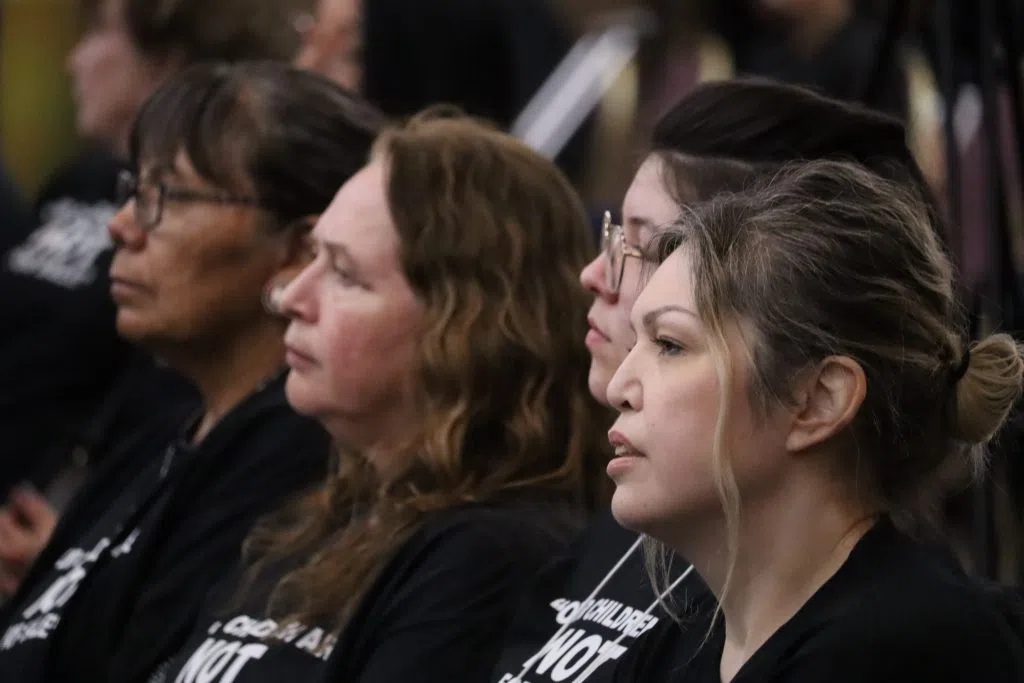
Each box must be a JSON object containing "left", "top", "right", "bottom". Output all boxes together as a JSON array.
[{"left": 786, "top": 355, "right": 867, "bottom": 453}]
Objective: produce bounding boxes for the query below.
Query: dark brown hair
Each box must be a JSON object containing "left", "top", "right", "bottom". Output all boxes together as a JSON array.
[
  {"left": 648, "top": 78, "right": 941, "bottom": 235},
  {"left": 244, "top": 111, "right": 611, "bottom": 632},
  {"left": 81, "top": 0, "right": 312, "bottom": 63},
  {"left": 129, "top": 61, "right": 384, "bottom": 227}
]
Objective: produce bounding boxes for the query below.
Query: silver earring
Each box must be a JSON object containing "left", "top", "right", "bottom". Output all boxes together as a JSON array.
[{"left": 262, "top": 283, "right": 286, "bottom": 316}]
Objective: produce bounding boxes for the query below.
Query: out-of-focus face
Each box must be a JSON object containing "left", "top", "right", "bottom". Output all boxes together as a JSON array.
[
  {"left": 279, "top": 160, "right": 424, "bottom": 448},
  {"left": 108, "top": 152, "right": 286, "bottom": 354},
  {"left": 67, "top": 0, "right": 170, "bottom": 150},
  {"left": 579, "top": 155, "right": 680, "bottom": 405},
  {"left": 756, "top": 0, "right": 827, "bottom": 18},
  {"left": 295, "top": 0, "right": 362, "bottom": 91}
]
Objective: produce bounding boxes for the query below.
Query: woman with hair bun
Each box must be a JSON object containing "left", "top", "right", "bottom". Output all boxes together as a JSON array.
[{"left": 607, "top": 159, "right": 1024, "bottom": 682}]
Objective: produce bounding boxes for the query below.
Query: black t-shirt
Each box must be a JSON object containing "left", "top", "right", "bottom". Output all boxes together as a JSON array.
[
  {"left": 0, "top": 159, "right": 31, "bottom": 250},
  {"left": 148, "top": 561, "right": 333, "bottom": 683},
  {"left": 0, "top": 148, "right": 194, "bottom": 495},
  {"left": 490, "top": 511, "right": 704, "bottom": 683},
  {"left": 0, "top": 374, "right": 331, "bottom": 683},
  {"left": 158, "top": 501, "right": 582, "bottom": 683},
  {"left": 736, "top": 17, "right": 908, "bottom": 120},
  {"left": 610, "top": 518, "right": 1024, "bottom": 683}
]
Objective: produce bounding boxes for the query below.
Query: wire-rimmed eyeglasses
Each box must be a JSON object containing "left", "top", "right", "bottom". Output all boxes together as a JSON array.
[{"left": 601, "top": 210, "right": 645, "bottom": 294}]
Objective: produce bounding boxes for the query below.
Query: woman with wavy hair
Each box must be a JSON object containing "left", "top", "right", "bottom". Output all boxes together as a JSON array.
[{"left": 157, "top": 111, "right": 610, "bottom": 683}]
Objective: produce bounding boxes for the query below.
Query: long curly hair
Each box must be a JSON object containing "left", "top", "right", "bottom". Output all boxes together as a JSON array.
[{"left": 242, "top": 110, "right": 612, "bottom": 633}]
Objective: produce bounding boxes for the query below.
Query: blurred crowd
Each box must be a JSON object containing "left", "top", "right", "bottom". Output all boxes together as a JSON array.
[{"left": 0, "top": 0, "right": 1022, "bottom": 682}]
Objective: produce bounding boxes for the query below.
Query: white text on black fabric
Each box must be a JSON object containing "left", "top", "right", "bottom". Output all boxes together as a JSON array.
[
  {"left": 493, "top": 597, "right": 660, "bottom": 683},
  {"left": 172, "top": 616, "right": 335, "bottom": 683}
]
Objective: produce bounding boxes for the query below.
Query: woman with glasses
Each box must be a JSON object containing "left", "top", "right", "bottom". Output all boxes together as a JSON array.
[
  {"left": 0, "top": 62, "right": 383, "bottom": 683},
  {"left": 0, "top": 0, "right": 310, "bottom": 545},
  {"left": 489, "top": 79, "right": 949, "bottom": 683},
  {"left": 152, "top": 109, "right": 610, "bottom": 683}
]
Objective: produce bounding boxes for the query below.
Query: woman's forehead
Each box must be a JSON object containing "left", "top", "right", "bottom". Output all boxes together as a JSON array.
[{"left": 622, "top": 158, "right": 680, "bottom": 242}]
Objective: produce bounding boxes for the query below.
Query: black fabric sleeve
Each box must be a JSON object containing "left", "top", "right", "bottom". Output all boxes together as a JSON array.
[
  {"left": 780, "top": 609, "right": 1024, "bottom": 683},
  {"left": 611, "top": 608, "right": 1024, "bottom": 683},
  {"left": 341, "top": 518, "right": 556, "bottom": 683},
  {"left": 100, "top": 421, "right": 329, "bottom": 683}
]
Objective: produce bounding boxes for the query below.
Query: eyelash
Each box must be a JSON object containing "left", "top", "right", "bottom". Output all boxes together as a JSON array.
[
  {"left": 310, "top": 244, "right": 360, "bottom": 287},
  {"left": 330, "top": 261, "right": 358, "bottom": 286},
  {"left": 654, "top": 337, "right": 684, "bottom": 357}
]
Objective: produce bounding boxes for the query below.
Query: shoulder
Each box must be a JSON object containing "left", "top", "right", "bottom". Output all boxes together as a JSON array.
[
  {"left": 33, "top": 148, "right": 124, "bottom": 215},
  {"left": 859, "top": 578, "right": 1021, "bottom": 645},
  {"left": 792, "top": 561, "right": 1024, "bottom": 681},
  {"left": 171, "top": 380, "right": 331, "bottom": 510},
  {"left": 407, "top": 501, "right": 581, "bottom": 564},
  {"left": 353, "top": 501, "right": 582, "bottom": 632},
  {"left": 371, "top": 501, "right": 582, "bottom": 601},
  {"left": 509, "top": 510, "right": 645, "bottom": 604},
  {"left": 198, "top": 378, "right": 331, "bottom": 476}
]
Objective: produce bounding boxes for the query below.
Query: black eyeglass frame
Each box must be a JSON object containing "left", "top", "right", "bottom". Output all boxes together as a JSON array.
[{"left": 115, "top": 169, "right": 268, "bottom": 230}]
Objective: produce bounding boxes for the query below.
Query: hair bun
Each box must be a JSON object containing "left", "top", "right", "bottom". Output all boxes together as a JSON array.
[
  {"left": 949, "top": 347, "right": 971, "bottom": 385},
  {"left": 950, "top": 333, "right": 1024, "bottom": 445}
]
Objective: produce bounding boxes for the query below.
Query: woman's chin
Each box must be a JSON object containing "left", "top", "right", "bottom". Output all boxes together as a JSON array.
[
  {"left": 609, "top": 486, "right": 654, "bottom": 534},
  {"left": 114, "top": 310, "right": 161, "bottom": 348},
  {"left": 283, "top": 373, "right": 315, "bottom": 414},
  {"left": 586, "top": 361, "right": 615, "bottom": 406}
]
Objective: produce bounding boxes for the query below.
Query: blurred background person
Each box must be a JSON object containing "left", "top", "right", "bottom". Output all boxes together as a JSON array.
[
  {"left": 295, "top": 0, "right": 592, "bottom": 188},
  {"left": 724, "top": 0, "right": 907, "bottom": 116},
  {"left": 0, "top": 61, "right": 381, "bottom": 682},
  {"left": 0, "top": 0, "right": 314, "bottom": 524}
]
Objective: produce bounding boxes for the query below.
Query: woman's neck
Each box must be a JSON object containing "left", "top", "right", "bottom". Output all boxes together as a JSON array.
[
  {"left": 173, "top": 321, "right": 287, "bottom": 443},
  {"left": 672, "top": 475, "right": 876, "bottom": 682}
]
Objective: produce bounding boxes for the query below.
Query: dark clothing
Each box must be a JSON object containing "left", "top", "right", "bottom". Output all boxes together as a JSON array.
[
  {"left": 490, "top": 511, "right": 703, "bottom": 683},
  {"left": 0, "top": 374, "right": 331, "bottom": 683},
  {"left": 707, "top": 3, "right": 910, "bottom": 120},
  {"left": 610, "top": 518, "right": 1024, "bottom": 683},
  {"left": 361, "top": 0, "right": 591, "bottom": 184},
  {"left": 0, "top": 148, "right": 194, "bottom": 497},
  {"left": 0, "top": 159, "right": 31, "bottom": 251},
  {"left": 159, "top": 502, "right": 580, "bottom": 683},
  {"left": 740, "top": 17, "right": 908, "bottom": 119}
]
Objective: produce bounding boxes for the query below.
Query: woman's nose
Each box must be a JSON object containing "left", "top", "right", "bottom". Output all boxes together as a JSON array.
[{"left": 108, "top": 202, "right": 147, "bottom": 250}]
